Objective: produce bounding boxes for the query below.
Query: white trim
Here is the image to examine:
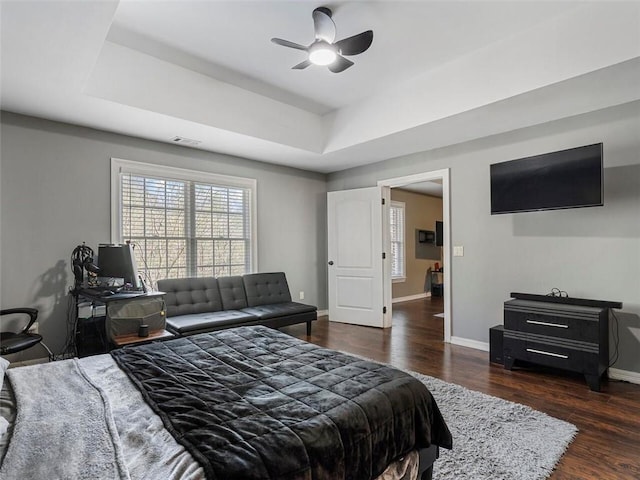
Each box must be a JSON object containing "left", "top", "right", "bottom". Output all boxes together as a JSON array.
[
  {"left": 110, "top": 158, "right": 257, "bottom": 189},
  {"left": 392, "top": 293, "right": 428, "bottom": 304},
  {"left": 609, "top": 367, "right": 640, "bottom": 385},
  {"left": 316, "top": 309, "right": 329, "bottom": 318},
  {"left": 433, "top": 338, "right": 640, "bottom": 384},
  {"left": 442, "top": 342, "right": 640, "bottom": 384},
  {"left": 110, "top": 159, "right": 121, "bottom": 243},
  {"left": 450, "top": 336, "right": 490, "bottom": 352},
  {"left": 381, "top": 187, "right": 393, "bottom": 328},
  {"left": 110, "top": 157, "right": 258, "bottom": 272},
  {"left": 378, "top": 168, "right": 452, "bottom": 343},
  {"left": 392, "top": 277, "right": 406, "bottom": 283}
]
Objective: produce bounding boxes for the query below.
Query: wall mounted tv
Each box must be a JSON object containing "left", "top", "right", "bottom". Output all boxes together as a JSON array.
[{"left": 490, "top": 142, "right": 603, "bottom": 215}]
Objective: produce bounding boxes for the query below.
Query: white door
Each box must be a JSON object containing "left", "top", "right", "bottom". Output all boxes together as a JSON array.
[{"left": 327, "top": 187, "right": 389, "bottom": 328}]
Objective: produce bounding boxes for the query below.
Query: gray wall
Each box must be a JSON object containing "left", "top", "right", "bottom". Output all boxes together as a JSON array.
[
  {"left": 0, "top": 112, "right": 328, "bottom": 359},
  {"left": 328, "top": 102, "right": 640, "bottom": 375},
  {"left": 3, "top": 104, "right": 639, "bottom": 375}
]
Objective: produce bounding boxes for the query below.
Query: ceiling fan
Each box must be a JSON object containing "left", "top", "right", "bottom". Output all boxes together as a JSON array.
[{"left": 271, "top": 7, "right": 373, "bottom": 73}]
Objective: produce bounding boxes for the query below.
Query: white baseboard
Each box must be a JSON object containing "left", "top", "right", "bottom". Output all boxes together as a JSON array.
[
  {"left": 392, "top": 293, "right": 428, "bottom": 304},
  {"left": 450, "top": 336, "right": 490, "bottom": 352},
  {"left": 445, "top": 342, "right": 640, "bottom": 385},
  {"left": 608, "top": 367, "right": 640, "bottom": 385},
  {"left": 316, "top": 310, "right": 328, "bottom": 318}
]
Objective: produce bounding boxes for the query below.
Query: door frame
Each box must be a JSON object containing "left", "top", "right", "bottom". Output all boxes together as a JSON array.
[{"left": 378, "top": 169, "right": 452, "bottom": 342}]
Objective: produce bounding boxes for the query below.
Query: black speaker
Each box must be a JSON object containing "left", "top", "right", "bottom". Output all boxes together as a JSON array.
[
  {"left": 435, "top": 221, "right": 443, "bottom": 246},
  {"left": 489, "top": 325, "right": 504, "bottom": 365}
]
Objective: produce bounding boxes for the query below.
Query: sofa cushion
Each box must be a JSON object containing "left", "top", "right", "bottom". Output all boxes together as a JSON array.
[
  {"left": 157, "top": 277, "right": 222, "bottom": 318},
  {"left": 241, "top": 302, "right": 317, "bottom": 320},
  {"left": 242, "top": 272, "right": 292, "bottom": 307},
  {"left": 166, "top": 310, "right": 259, "bottom": 335},
  {"left": 158, "top": 272, "right": 317, "bottom": 337},
  {"left": 218, "top": 276, "right": 248, "bottom": 310}
]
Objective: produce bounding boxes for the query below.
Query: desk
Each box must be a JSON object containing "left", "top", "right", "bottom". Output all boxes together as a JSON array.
[
  {"left": 78, "top": 290, "right": 165, "bottom": 304},
  {"left": 72, "top": 289, "right": 166, "bottom": 357}
]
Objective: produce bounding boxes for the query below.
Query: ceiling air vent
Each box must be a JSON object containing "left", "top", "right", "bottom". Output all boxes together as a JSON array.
[{"left": 171, "top": 136, "right": 202, "bottom": 146}]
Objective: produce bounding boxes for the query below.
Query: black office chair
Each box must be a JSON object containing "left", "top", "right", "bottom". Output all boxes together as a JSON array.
[{"left": 1, "top": 308, "right": 53, "bottom": 360}]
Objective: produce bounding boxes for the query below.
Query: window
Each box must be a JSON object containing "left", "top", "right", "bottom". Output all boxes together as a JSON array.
[
  {"left": 111, "top": 159, "right": 256, "bottom": 288},
  {"left": 390, "top": 201, "right": 405, "bottom": 281}
]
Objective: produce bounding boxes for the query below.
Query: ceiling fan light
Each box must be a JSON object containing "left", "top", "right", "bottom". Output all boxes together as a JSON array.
[{"left": 308, "top": 44, "right": 337, "bottom": 66}]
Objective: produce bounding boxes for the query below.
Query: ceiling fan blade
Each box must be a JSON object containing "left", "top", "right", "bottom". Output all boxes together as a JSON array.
[
  {"left": 334, "top": 30, "right": 373, "bottom": 56},
  {"left": 312, "top": 7, "right": 336, "bottom": 43},
  {"left": 328, "top": 55, "right": 354, "bottom": 73},
  {"left": 292, "top": 59, "right": 312, "bottom": 70},
  {"left": 271, "top": 38, "right": 308, "bottom": 51}
]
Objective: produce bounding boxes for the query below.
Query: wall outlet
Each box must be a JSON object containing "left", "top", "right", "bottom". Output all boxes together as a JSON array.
[
  {"left": 453, "top": 245, "right": 464, "bottom": 257},
  {"left": 27, "top": 321, "right": 39, "bottom": 334},
  {"left": 299, "top": 291, "right": 305, "bottom": 300}
]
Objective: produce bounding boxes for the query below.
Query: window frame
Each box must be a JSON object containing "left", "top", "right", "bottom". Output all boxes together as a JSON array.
[
  {"left": 110, "top": 158, "right": 258, "bottom": 280},
  {"left": 389, "top": 200, "right": 406, "bottom": 283}
]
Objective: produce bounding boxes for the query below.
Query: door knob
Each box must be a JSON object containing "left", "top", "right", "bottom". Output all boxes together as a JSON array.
[{"left": 328, "top": 261, "right": 334, "bottom": 265}]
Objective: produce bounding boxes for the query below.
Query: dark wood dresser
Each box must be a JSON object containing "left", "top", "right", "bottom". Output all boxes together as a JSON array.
[{"left": 503, "top": 296, "right": 611, "bottom": 391}]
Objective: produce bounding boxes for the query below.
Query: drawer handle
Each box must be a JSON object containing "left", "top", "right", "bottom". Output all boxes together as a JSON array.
[
  {"left": 526, "top": 348, "right": 568, "bottom": 359},
  {"left": 526, "top": 320, "right": 568, "bottom": 328}
]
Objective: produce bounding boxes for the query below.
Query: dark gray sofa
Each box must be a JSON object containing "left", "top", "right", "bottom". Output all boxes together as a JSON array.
[{"left": 157, "top": 272, "right": 317, "bottom": 336}]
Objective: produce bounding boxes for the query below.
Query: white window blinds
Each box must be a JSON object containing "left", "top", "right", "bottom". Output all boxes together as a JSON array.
[
  {"left": 390, "top": 201, "right": 405, "bottom": 279},
  {"left": 114, "top": 160, "right": 255, "bottom": 288}
]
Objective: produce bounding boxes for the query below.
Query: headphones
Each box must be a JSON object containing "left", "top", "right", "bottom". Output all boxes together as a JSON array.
[{"left": 71, "top": 243, "right": 97, "bottom": 285}]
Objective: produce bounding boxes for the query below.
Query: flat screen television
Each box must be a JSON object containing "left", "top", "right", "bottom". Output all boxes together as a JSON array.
[
  {"left": 435, "top": 221, "right": 443, "bottom": 247},
  {"left": 418, "top": 230, "right": 435, "bottom": 244},
  {"left": 490, "top": 143, "right": 603, "bottom": 214}
]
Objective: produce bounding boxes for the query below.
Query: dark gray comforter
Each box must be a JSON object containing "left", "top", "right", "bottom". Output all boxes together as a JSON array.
[{"left": 111, "top": 326, "right": 452, "bottom": 480}]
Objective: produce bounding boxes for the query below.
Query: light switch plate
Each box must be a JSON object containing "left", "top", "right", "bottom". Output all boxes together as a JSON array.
[{"left": 453, "top": 246, "right": 464, "bottom": 257}]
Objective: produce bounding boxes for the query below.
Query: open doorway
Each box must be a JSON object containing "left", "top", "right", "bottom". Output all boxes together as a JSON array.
[{"left": 378, "top": 169, "right": 451, "bottom": 342}]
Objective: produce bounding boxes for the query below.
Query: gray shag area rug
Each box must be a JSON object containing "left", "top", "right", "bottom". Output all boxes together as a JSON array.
[{"left": 410, "top": 371, "right": 578, "bottom": 480}]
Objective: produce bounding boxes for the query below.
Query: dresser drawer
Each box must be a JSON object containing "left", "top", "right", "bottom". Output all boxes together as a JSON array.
[
  {"left": 503, "top": 336, "right": 600, "bottom": 375},
  {"left": 502, "top": 298, "right": 611, "bottom": 391},
  {"left": 504, "top": 310, "right": 600, "bottom": 343}
]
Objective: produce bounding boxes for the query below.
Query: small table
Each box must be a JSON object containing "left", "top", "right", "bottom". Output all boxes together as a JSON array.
[
  {"left": 430, "top": 269, "right": 443, "bottom": 297},
  {"left": 73, "top": 289, "right": 167, "bottom": 356},
  {"left": 112, "top": 329, "right": 175, "bottom": 348}
]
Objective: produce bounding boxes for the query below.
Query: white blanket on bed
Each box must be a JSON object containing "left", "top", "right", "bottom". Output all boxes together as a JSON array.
[
  {"left": 0, "top": 359, "right": 130, "bottom": 480},
  {"left": 79, "top": 355, "right": 204, "bottom": 480}
]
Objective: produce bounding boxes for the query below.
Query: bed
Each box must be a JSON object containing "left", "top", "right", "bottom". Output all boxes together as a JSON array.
[{"left": 0, "top": 326, "right": 452, "bottom": 480}]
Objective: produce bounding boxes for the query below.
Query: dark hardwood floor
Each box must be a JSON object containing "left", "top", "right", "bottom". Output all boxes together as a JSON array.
[{"left": 281, "top": 297, "right": 640, "bottom": 480}]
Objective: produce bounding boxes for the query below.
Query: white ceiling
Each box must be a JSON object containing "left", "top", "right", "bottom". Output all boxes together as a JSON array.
[
  {"left": 108, "top": 1, "right": 579, "bottom": 113},
  {"left": 2, "top": 1, "right": 640, "bottom": 174}
]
